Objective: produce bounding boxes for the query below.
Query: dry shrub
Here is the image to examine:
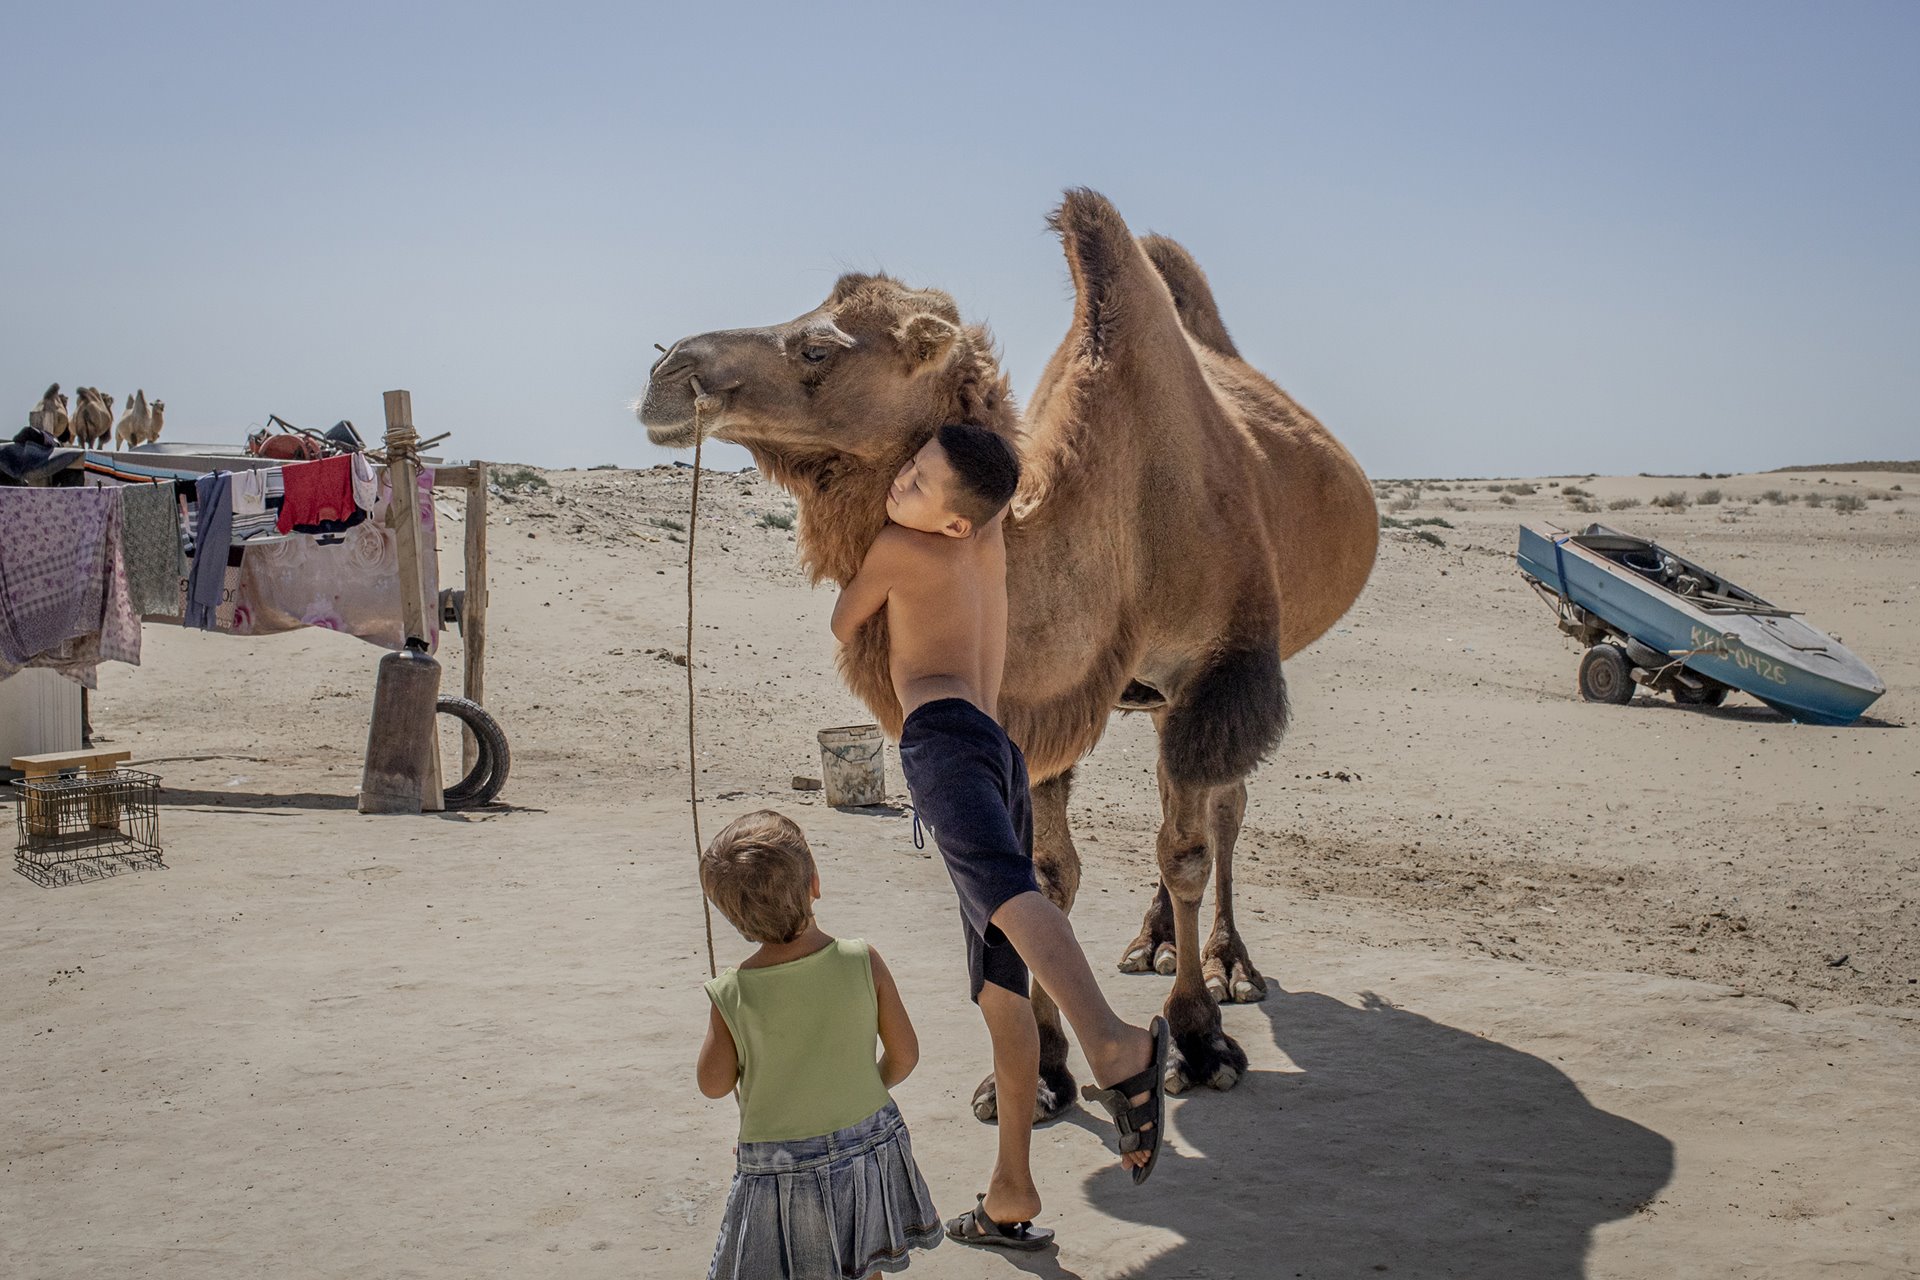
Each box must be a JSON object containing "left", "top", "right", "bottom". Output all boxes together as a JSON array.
[
  {"left": 1832, "top": 493, "right": 1866, "bottom": 513},
  {"left": 494, "top": 465, "right": 549, "bottom": 492},
  {"left": 1651, "top": 491, "right": 1691, "bottom": 509},
  {"left": 1608, "top": 497, "right": 1641, "bottom": 510},
  {"left": 1497, "top": 493, "right": 1517, "bottom": 506},
  {"left": 1698, "top": 488, "right": 1722, "bottom": 505},
  {"left": 1760, "top": 489, "right": 1788, "bottom": 505}
]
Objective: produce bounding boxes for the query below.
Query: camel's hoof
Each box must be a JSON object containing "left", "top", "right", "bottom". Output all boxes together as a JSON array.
[
  {"left": 1204, "top": 965, "right": 1269, "bottom": 1005},
  {"left": 1153, "top": 943, "right": 1178, "bottom": 976},
  {"left": 1118, "top": 945, "right": 1157, "bottom": 975},
  {"left": 971, "top": 1068, "right": 1076, "bottom": 1126},
  {"left": 972, "top": 1077, "right": 997, "bottom": 1123},
  {"left": 1203, "top": 938, "right": 1269, "bottom": 1004},
  {"left": 1166, "top": 1028, "right": 1249, "bottom": 1096}
]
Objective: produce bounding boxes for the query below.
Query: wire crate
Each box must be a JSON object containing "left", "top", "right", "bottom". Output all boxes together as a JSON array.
[{"left": 13, "top": 768, "right": 164, "bottom": 886}]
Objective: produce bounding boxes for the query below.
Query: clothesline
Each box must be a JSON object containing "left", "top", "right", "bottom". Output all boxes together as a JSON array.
[{"left": 0, "top": 448, "right": 440, "bottom": 688}]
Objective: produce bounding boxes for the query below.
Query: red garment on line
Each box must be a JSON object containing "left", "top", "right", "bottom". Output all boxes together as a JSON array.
[{"left": 276, "top": 454, "right": 358, "bottom": 533}]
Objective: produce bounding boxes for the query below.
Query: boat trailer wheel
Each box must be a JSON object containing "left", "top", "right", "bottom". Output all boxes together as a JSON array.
[
  {"left": 1578, "top": 644, "right": 1635, "bottom": 705},
  {"left": 1672, "top": 678, "right": 1730, "bottom": 708}
]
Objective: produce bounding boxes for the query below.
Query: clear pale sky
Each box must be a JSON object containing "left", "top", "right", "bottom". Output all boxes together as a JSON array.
[{"left": 5, "top": 2, "right": 1915, "bottom": 478}]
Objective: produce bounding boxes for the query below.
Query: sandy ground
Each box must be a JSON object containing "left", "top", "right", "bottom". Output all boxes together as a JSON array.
[{"left": 4, "top": 464, "right": 1917, "bottom": 1278}]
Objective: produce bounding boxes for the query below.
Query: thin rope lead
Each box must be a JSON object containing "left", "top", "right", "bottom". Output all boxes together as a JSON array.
[{"left": 688, "top": 391, "right": 718, "bottom": 979}]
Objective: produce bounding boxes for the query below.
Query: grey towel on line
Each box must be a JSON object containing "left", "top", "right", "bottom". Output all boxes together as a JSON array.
[
  {"left": 186, "top": 471, "right": 233, "bottom": 630},
  {"left": 117, "top": 481, "right": 187, "bottom": 616}
]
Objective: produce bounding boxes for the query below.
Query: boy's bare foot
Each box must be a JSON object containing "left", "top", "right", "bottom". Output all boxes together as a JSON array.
[
  {"left": 983, "top": 1174, "right": 1041, "bottom": 1226},
  {"left": 1087, "top": 1024, "right": 1155, "bottom": 1170},
  {"left": 1083, "top": 1017, "right": 1170, "bottom": 1180}
]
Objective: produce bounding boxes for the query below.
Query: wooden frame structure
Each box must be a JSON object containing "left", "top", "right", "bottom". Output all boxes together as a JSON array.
[
  {"left": 76, "top": 394, "right": 493, "bottom": 804},
  {"left": 430, "top": 460, "right": 489, "bottom": 773}
]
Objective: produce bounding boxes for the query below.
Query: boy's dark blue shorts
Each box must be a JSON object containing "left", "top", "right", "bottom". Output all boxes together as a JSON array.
[{"left": 897, "top": 698, "right": 1040, "bottom": 1003}]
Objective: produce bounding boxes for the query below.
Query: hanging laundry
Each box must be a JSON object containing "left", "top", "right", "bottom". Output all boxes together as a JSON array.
[
  {"left": 231, "top": 467, "right": 268, "bottom": 515},
  {"left": 350, "top": 453, "right": 378, "bottom": 511},
  {"left": 117, "top": 481, "right": 188, "bottom": 616},
  {"left": 0, "top": 488, "right": 140, "bottom": 687},
  {"left": 277, "top": 454, "right": 364, "bottom": 534},
  {"left": 176, "top": 478, "right": 198, "bottom": 560},
  {"left": 185, "top": 471, "right": 234, "bottom": 630},
  {"left": 229, "top": 467, "right": 286, "bottom": 543},
  {"left": 232, "top": 468, "right": 439, "bottom": 652}
]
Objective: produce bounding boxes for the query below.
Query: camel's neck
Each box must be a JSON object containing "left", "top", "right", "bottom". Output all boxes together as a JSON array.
[
  {"left": 749, "top": 445, "right": 899, "bottom": 586},
  {"left": 752, "top": 329, "right": 1019, "bottom": 587}
]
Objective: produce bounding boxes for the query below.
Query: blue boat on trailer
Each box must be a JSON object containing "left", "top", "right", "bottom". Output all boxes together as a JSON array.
[{"left": 1515, "top": 522, "right": 1885, "bottom": 726}]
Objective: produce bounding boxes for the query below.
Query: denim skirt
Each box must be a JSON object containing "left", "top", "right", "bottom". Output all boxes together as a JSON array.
[{"left": 708, "top": 1101, "right": 941, "bottom": 1279}]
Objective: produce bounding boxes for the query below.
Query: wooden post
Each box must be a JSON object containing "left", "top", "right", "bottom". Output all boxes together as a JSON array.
[
  {"left": 384, "top": 391, "right": 432, "bottom": 646},
  {"left": 461, "top": 460, "right": 489, "bottom": 775},
  {"left": 380, "top": 390, "right": 443, "bottom": 812}
]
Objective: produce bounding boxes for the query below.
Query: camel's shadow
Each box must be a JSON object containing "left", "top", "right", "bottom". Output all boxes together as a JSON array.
[{"left": 1076, "top": 987, "right": 1674, "bottom": 1279}]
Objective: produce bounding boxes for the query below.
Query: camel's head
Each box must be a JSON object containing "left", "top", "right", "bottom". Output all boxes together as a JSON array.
[{"left": 638, "top": 273, "right": 999, "bottom": 464}]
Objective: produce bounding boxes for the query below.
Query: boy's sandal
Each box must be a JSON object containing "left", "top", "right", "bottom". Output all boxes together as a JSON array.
[
  {"left": 1079, "top": 1014, "right": 1170, "bottom": 1186},
  {"left": 945, "top": 1195, "right": 1055, "bottom": 1251}
]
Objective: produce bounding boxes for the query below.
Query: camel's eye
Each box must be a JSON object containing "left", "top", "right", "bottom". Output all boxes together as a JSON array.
[{"left": 800, "top": 346, "right": 832, "bottom": 365}]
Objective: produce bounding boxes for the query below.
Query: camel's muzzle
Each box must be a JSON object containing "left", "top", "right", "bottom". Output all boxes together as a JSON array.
[{"left": 637, "top": 368, "right": 702, "bottom": 446}]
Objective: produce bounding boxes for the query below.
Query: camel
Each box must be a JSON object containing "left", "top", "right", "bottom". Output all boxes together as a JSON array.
[
  {"left": 73, "top": 387, "right": 114, "bottom": 448},
  {"left": 29, "top": 384, "right": 71, "bottom": 442},
  {"left": 638, "top": 189, "right": 1377, "bottom": 1112},
  {"left": 115, "top": 389, "right": 161, "bottom": 449}
]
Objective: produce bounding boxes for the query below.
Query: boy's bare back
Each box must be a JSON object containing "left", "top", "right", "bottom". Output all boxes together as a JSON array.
[{"left": 837, "top": 516, "right": 1007, "bottom": 720}]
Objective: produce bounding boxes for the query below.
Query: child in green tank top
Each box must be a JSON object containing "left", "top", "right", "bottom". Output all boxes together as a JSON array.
[{"left": 696, "top": 810, "right": 942, "bottom": 1279}]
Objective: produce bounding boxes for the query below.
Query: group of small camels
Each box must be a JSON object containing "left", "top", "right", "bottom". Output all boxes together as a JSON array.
[
  {"left": 29, "top": 383, "right": 163, "bottom": 450},
  {"left": 640, "top": 188, "right": 1377, "bottom": 1115}
]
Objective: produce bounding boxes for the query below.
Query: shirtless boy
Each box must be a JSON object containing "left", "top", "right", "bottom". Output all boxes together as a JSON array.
[{"left": 831, "top": 424, "right": 1169, "bottom": 1251}]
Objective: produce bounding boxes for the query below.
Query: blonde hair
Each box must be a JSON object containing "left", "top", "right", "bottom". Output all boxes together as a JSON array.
[{"left": 700, "top": 810, "right": 816, "bottom": 944}]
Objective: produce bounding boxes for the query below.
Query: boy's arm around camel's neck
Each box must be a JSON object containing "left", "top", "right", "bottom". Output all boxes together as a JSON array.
[{"left": 830, "top": 524, "right": 910, "bottom": 645}]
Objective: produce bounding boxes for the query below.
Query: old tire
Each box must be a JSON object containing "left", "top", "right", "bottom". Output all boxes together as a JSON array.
[
  {"left": 1578, "top": 645, "right": 1635, "bottom": 705},
  {"left": 1673, "top": 678, "right": 1730, "bottom": 707},
  {"left": 438, "top": 696, "right": 510, "bottom": 808}
]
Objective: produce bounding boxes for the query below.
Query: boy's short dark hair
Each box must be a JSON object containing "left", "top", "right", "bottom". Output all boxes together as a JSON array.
[
  {"left": 700, "top": 810, "right": 815, "bottom": 944},
  {"left": 936, "top": 423, "right": 1021, "bottom": 528}
]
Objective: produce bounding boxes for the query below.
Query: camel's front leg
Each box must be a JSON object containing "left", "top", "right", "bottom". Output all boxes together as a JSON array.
[
  {"left": 1201, "top": 780, "right": 1268, "bottom": 1004},
  {"left": 971, "top": 770, "right": 1080, "bottom": 1125},
  {"left": 1156, "top": 762, "right": 1248, "bottom": 1094}
]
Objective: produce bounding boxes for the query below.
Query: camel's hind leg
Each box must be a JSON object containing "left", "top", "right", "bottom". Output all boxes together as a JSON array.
[
  {"left": 1154, "top": 758, "right": 1249, "bottom": 1095},
  {"left": 1118, "top": 880, "right": 1176, "bottom": 976},
  {"left": 1202, "top": 781, "right": 1267, "bottom": 1004},
  {"left": 970, "top": 770, "right": 1080, "bottom": 1125}
]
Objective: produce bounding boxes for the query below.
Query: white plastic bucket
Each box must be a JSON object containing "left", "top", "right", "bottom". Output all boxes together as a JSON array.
[{"left": 816, "top": 724, "right": 886, "bottom": 808}]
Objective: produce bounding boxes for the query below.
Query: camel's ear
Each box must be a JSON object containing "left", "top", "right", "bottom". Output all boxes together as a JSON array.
[{"left": 897, "top": 314, "right": 959, "bottom": 367}]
